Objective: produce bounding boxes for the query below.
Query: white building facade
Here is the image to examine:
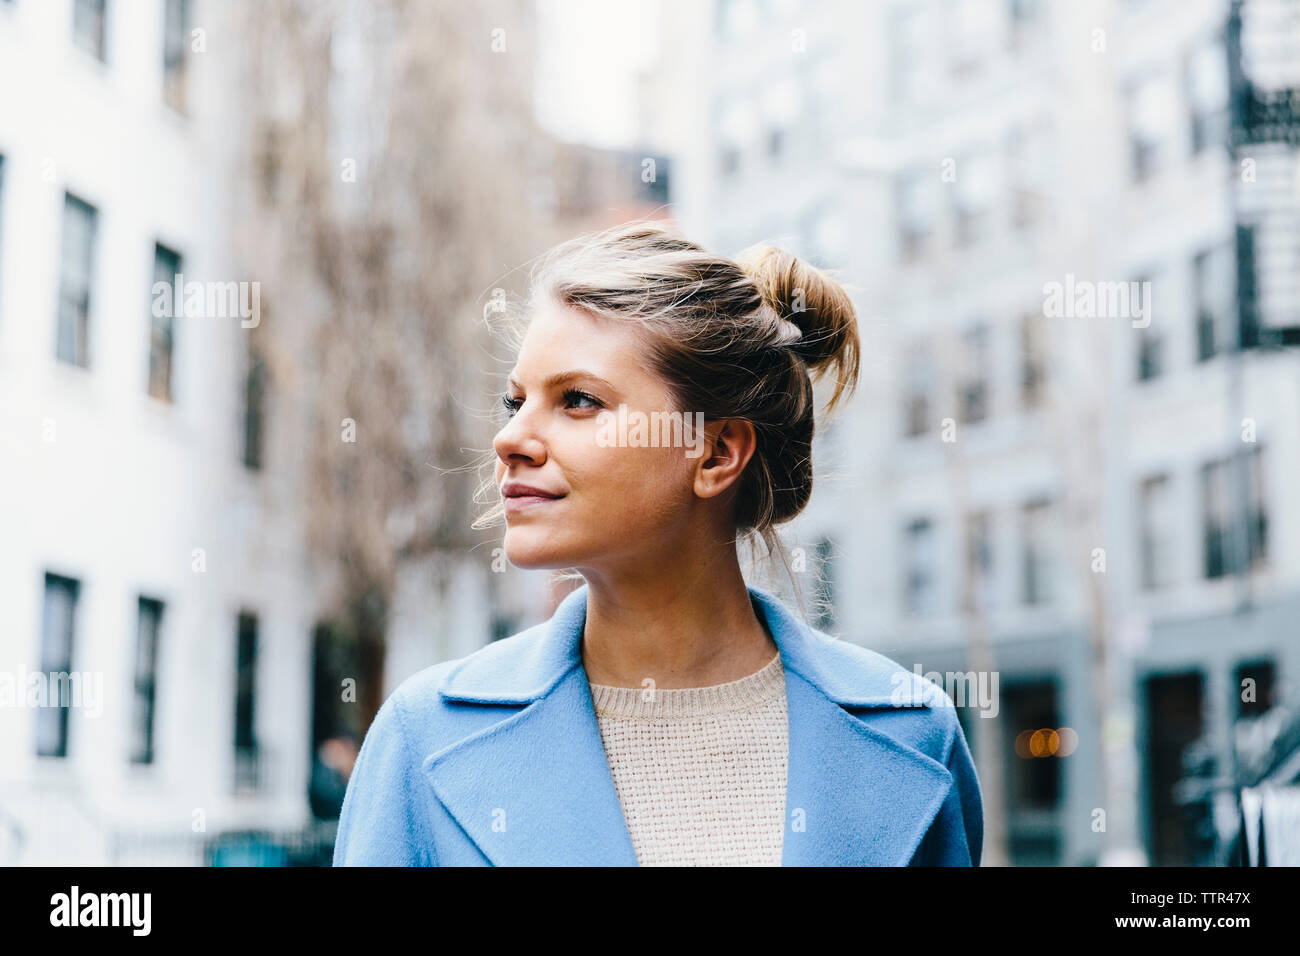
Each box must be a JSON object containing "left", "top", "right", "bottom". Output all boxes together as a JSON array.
[{"left": 676, "top": 0, "right": 1300, "bottom": 865}]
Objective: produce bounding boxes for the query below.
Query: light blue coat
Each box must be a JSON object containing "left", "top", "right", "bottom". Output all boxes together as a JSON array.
[{"left": 333, "top": 583, "right": 983, "bottom": 866}]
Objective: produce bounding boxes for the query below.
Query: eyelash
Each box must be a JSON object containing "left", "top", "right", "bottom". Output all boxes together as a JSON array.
[{"left": 501, "top": 388, "right": 602, "bottom": 417}]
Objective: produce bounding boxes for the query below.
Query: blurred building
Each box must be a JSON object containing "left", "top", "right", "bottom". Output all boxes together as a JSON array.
[
  {"left": 0, "top": 0, "right": 689, "bottom": 865},
  {"left": 675, "top": 0, "right": 1300, "bottom": 865},
  {"left": 0, "top": 0, "right": 321, "bottom": 863}
]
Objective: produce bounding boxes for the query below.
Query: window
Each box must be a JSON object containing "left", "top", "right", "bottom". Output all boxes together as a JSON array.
[
  {"left": 38, "top": 574, "right": 81, "bottom": 758},
  {"left": 897, "top": 171, "right": 938, "bottom": 261},
  {"left": 903, "top": 517, "right": 937, "bottom": 615},
  {"left": 1020, "top": 313, "right": 1047, "bottom": 408},
  {"left": 958, "top": 324, "right": 991, "bottom": 423},
  {"left": 717, "top": 99, "right": 756, "bottom": 180},
  {"left": 1127, "top": 73, "right": 1178, "bottom": 182},
  {"left": 1246, "top": 445, "right": 1268, "bottom": 567},
  {"left": 718, "top": 146, "right": 740, "bottom": 177},
  {"left": 149, "top": 243, "right": 181, "bottom": 401},
  {"left": 1137, "top": 324, "right": 1163, "bottom": 380},
  {"left": 1134, "top": 272, "right": 1163, "bottom": 381},
  {"left": 1186, "top": 39, "right": 1228, "bottom": 154},
  {"left": 131, "top": 597, "right": 163, "bottom": 764},
  {"left": 964, "top": 511, "right": 994, "bottom": 611},
  {"left": 242, "top": 341, "right": 268, "bottom": 470},
  {"left": 902, "top": 344, "right": 933, "bottom": 437},
  {"left": 234, "top": 612, "right": 259, "bottom": 791},
  {"left": 163, "top": 0, "right": 191, "bottom": 112},
  {"left": 1202, "top": 458, "right": 1232, "bottom": 578},
  {"left": 72, "top": 0, "right": 108, "bottom": 62},
  {"left": 1138, "top": 474, "right": 1174, "bottom": 590},
  {"left": 57, "top": 193, "right": 98, "bottom": 368},
  {"left": 762, "top": 80, "right": 798, "bottom": 163},
  {"left": 1020, "top": 498, "right": 1056, "bottom": 605},
  {"left": 1193, "top": 244, "right": 1234, "bottom": 361},
  {"left": 765, "top": 129, "right": 784, "bottom": 158},
  {"left": 953, "top": 151, "right": 999, "bottom": 247},
  {"left": 1201, "top": 447, "right": 1267, "bottom": 578},
  {"left": 1236, "top": 224, "right": 1261, "bottom": 347}
]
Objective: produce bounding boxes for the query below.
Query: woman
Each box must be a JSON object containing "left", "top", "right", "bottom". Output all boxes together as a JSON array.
[{"left": 333, "top": 221, "right": 983, "bottom": 866}]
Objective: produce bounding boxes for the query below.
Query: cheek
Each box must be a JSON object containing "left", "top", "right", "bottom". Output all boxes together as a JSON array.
[{"left": 587, "top": 446, "right": 695, "bottom": 514}]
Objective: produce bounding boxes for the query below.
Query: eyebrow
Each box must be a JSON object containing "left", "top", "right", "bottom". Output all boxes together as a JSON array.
[{"left": 506, "top": 369, "right": 617, "bottom": 393}]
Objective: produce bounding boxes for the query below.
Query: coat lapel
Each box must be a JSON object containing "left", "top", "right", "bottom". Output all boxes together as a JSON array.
[
  {"left": 422, "top": 583, "right": 952, "bottom": 866},
  {"left": 779, "top": 668, "right": 953, "bottom": 865}
]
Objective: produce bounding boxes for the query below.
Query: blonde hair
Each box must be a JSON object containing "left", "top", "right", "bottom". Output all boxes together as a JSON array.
[{"left": 481, "top": 220, "right": 860, "bottom": 595}]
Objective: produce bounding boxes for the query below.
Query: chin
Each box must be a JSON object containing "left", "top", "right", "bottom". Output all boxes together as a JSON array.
[{"left": 502, "top": 528, "right": 573, "bottom": 570}]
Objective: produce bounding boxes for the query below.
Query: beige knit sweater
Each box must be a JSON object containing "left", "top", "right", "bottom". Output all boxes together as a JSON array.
[{"left": 587, "top": 650, "right": 789, "bottom": 866}]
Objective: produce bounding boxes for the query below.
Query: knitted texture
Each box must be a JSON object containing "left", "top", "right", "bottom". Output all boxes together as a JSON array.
[{"left": 587, "top": 650, "right": 788, "bottom": 866}]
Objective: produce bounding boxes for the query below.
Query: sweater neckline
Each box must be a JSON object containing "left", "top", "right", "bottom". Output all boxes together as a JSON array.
[{"left": 588, "top": 651, "right": 785, "bottom": 718}]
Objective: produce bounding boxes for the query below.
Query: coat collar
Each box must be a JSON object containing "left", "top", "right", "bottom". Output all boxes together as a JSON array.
[{"left": 422, "top": 583, "right": 953, "bottom": 866}]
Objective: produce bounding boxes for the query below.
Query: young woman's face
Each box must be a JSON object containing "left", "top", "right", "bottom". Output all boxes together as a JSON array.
[{"left": 494, "top": 299, "right": 707, "bottom": 572}]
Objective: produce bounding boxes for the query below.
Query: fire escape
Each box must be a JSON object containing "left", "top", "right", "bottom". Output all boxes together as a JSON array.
[{"left": 1177, "top": 0, "right": 1300, "bottom": 866}]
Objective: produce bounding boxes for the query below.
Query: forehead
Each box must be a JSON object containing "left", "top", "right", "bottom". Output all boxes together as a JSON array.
[{"left": 512, "top": 299, "right": 660, "bottom": 388}]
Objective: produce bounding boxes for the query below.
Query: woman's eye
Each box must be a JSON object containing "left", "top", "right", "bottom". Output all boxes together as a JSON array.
[
  {"left": 564, "top": 389, "right": 602, "bottom": 410},
  {"left": 502, "top": 394, "right": 522, "bottom": 417}
]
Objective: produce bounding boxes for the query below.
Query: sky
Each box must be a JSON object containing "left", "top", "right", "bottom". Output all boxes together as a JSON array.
[{"left": 533, "top": 0, "right": 660, "bottom": 150}]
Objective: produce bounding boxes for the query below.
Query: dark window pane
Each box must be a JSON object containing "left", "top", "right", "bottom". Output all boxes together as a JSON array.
[
  {"left": 903, "top": 517, "right": 936, "bottom": 614},
  {"left": 1139, "top": 474, "right": 1173, "bottom": 590},
  {"left": 235, "top": 612, "right": 259, "bottom": 790},
  {"left": 38, "top": 574, "right": 81, "bottom": 758},
  {"left": 163, "top": 0, "right": 190, "bottom": 111},
  {"left": 149, "top": 243, "right": 181, "bottom": 401},
  {"left": 1021, "top": 498, "right": 1055, "bottom": 605},
  {"left": 1201, "top": 458, "right": 1231, "bottom": 578},
  {"left": 131, "top": 597, "right": 163, "bottom": 764},
  {"left": 242, "top": 343, "right": 267, "bottom": 470},
  {"left": 57, "top": 193, "right": 98, "bottom": 368},
  {"left": 958, "top": 324, "right": 990, "bottom": 423},
  {"left": 964, "top": 511, "right": 994, "bottom": 611},
  {"left": 1020, "top": 314, "right": 1046, "bottom": 408},
  {"left": 72, "top": 0, "right": 107, "bottom": 62}
]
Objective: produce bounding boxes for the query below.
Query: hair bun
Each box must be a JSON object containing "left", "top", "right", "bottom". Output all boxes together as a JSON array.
[{"left": 735, "top": 243, "right": 861, "bottom": 415}]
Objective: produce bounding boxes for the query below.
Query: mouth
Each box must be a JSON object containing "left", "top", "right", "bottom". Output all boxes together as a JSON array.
[{"left": 502, "top": 485, "right": 566, "bottom": 515}]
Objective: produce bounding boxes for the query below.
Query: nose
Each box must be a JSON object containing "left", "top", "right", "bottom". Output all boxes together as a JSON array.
[{"left": 493, "top": 403, "right": 547, "bottom": 471}]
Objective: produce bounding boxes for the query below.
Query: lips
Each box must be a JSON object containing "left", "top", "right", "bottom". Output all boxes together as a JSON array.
[
  {"left": 501, "top": 483, "right": 566, "bottom": 514},
  {"left": 501, "top": 483, "right": 564, "bottom": 500}
]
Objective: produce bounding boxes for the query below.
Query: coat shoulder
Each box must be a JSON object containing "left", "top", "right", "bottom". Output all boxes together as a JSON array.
[
  {"left": 377, "top": 621, "right": 552, "bottom": 758},
  {"left": 798, "top": 624, "right": 965, "bottom": 764}
]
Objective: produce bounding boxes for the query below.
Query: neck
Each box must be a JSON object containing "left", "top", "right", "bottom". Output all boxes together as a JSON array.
[{"left": 576, "top": 540, "right": 778, "bottom": 689}]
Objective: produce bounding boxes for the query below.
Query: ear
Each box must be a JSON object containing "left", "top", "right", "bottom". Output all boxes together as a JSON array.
[{"left": 693, "top": 419, "right": 757, "bottom": 501}]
